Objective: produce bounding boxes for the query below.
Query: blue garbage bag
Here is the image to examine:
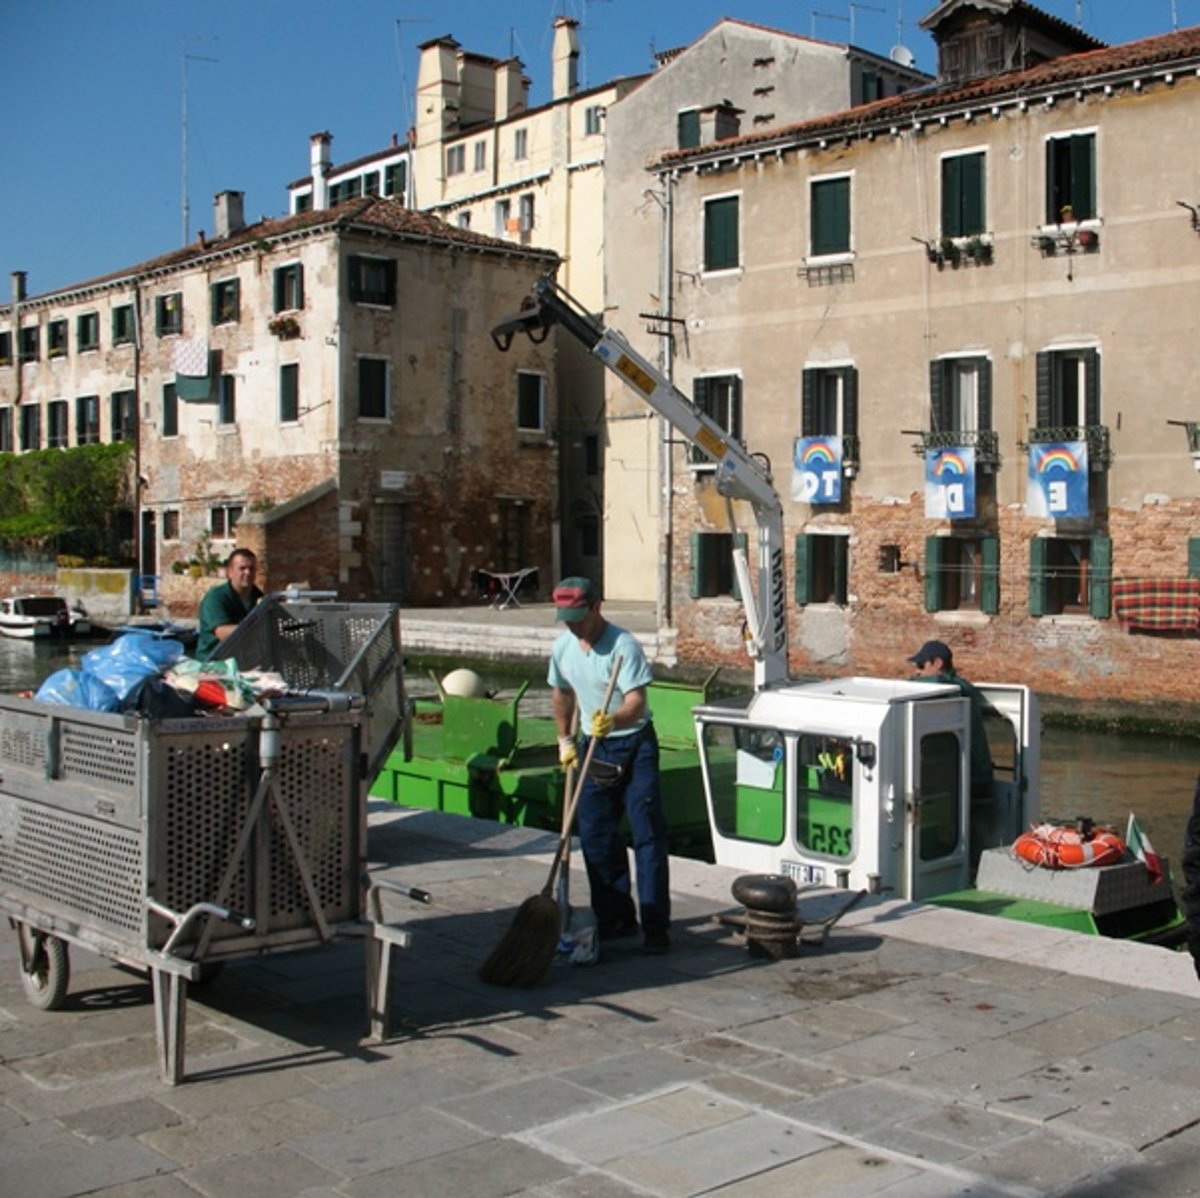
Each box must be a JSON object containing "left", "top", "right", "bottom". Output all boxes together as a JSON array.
[
  {"left": 35, "top": 667, "right": 121, "bottom": 712},
  {"left": 81, "top": 633, "right": 186, "bottom": 702}
]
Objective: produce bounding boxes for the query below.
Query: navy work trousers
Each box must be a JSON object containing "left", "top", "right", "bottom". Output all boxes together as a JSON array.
[{"left": 575, "top": 723, "right": 671, "bottom": 937}]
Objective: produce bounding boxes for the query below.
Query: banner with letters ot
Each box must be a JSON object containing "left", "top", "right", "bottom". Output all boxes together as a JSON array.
[
  {"left": 924, "top": 446, "right": 976, "bottom": 519},
  {"left": 792, "top": 437, "right": 843, "bottom": 505},
  {"left": 1026, "top": 441, "right": 1089, "bottom": 518}
]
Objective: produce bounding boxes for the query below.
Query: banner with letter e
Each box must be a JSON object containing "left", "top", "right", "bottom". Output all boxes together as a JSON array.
[
  {"left": 924, "top": 446, "right": 976, "bottom": 519},
  {"left": 1026, "top": 441, "right": 1089, "bottom": 518},
  {"left": 792, "top": 437, "right": 843, "bottom": 505}
]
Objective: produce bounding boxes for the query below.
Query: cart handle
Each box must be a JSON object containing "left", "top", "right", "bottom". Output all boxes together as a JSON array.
[
  {"left": 147, "top": 898, "right": 256, "bottom": 955},
  {"left": 366, "top": 877, "right": 432, "bottom": 922}
]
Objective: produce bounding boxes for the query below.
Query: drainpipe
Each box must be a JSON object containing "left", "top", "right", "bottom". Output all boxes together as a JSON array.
[
  {"left": 132, "top": 280, "right": 143, "bottom": 586},
  {"left": 11, "top": 271, "right": 25, "bottom": 406},
  {"left": 658, "top": 174, "right": 675, "bottom": 630}
]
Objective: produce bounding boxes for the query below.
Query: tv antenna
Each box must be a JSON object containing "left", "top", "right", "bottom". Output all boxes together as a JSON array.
[
  {"left": 394, "top": 18, "right": 433, "bottom": 140},
  {"left": 811, "top": 9, "right": 849, "bottom": 39},
  {"left": 849, "top": 2, "right": 886, "bottom": 43},
  {"left": 181, "top": 39, "right": 218, "bottom": 245}
]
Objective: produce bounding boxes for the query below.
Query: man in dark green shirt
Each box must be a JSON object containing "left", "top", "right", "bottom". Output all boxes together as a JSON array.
[
  {"left": 197, "top": 547, "right": 263, "bottom": 659},
  {"left": 907, "top": 639, "right": 994, "bottom": 797}
]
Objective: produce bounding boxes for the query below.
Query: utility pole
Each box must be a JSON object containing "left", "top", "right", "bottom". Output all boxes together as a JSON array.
[{"left": 181, "top": 44, "right": 217, "bottom": 244}]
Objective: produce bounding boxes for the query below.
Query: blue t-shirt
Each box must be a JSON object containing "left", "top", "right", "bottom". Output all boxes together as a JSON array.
[{"left": 548, "top": 622, "right": 653, "bottom": 737}]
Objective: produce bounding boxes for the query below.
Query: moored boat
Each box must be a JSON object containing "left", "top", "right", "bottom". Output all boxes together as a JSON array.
[{"left": 0, "top": 595, "right": 92, "bottom": 640}]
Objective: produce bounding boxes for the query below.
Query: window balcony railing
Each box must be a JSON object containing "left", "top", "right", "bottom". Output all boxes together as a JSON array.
[
  {"left": 910, "top": 428, "right": 1000, "bottom": 467},
  {"left": 1023, "top": 424, "right": 1112, "bottom": 470}
]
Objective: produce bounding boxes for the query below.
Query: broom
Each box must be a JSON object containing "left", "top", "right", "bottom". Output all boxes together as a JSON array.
[{"left": 479, "top": 655, "right": 622, "bottom": 987}]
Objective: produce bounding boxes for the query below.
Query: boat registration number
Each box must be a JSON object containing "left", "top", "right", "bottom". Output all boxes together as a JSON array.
[{"left": 781, "top": 860, "right": 825, "bottom": 886}]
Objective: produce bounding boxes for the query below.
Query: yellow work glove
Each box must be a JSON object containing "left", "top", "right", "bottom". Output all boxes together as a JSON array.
[
  {"left": 558, "top": 736, "right": 578, "bottom": 769},
  {"left": 590, "top": 710, "right": 614, "bottom": 739}
]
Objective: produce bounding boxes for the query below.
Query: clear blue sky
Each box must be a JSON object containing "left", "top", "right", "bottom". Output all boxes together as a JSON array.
[{"left": 2, "top": 1, "right": 1192, "bottom": 297}]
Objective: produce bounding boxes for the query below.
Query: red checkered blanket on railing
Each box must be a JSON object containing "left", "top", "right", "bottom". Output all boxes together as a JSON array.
[{"left": 1112, "top": 578, "right": 1200, "bottom": 632}]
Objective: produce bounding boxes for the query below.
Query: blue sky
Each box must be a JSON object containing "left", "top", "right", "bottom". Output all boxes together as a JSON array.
[{"left": 2, "top": 1, "right": 1192, "bottom": 297}]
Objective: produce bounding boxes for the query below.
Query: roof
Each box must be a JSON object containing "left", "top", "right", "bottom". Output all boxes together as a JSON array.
[
  {"left": 5, "top": 198, "right": 558, "bottom": 308},
  {"left": 659, "top": 23, "right": 1200, "bottom": 168},
  {"left": 919, "top": 0, "right": 1106, "bottom": 50}
]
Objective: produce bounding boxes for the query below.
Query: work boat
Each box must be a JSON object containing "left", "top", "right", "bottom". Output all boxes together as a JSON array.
[
  {"left": 694, "top": 676, "right": 1184, "bottom": 946},
  {"left": 0, "top": 594, "right": 91, "bottom": 640}
]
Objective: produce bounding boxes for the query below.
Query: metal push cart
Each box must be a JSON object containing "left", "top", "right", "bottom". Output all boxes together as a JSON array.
[{"left": 0, "top": 596, "right": 418, "bottom": 1083}]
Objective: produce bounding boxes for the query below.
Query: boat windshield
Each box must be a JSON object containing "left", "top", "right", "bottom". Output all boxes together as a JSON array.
[{"left": 19, "top": 598, "right": 66, "bottom": 616}]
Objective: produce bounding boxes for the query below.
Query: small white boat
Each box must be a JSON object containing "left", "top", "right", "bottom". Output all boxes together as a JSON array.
[{"left": 0, "top": 595, "right": 92, "bottom": 640}]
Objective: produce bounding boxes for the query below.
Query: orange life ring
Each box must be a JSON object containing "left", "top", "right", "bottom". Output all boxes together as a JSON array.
[{"left": 1012, "top": 823, "right": 1126, "bottom": 870}]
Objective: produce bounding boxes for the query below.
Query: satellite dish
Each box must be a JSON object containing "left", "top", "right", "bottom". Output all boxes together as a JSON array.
[{"left": 890, "top": 44, "right": 916, "bottom": 67}]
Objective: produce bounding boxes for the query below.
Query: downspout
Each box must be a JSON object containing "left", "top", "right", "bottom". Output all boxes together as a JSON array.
[
  {"left": 658, "top": 172, "right": 675, "bottom": 630},
  {"left": 132, "top": 280, "right": 143, "bottom": 584},
  {"left": 11, "top": 271, "right": 24, "bottom": 406}
]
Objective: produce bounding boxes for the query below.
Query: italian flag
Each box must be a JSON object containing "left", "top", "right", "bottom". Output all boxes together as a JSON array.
[{"left": 1125, "top": 813, "right": 1163, "bottom": 884}]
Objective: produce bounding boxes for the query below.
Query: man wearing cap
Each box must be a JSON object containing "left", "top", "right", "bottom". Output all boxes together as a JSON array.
[
  {"left": 549, "top": 576, "right": 671, "bottom": 954},
  {"left": 907, "top": 639, "right": 994, "bottom": 797}
]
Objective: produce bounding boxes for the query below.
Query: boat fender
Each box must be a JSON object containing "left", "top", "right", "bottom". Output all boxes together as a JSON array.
[
  {"left": 1012, "top": 822, "right": 1126, "bottom": 870},
  {"left": 442, "top": 668, "right": 486, "bottom": 698}
]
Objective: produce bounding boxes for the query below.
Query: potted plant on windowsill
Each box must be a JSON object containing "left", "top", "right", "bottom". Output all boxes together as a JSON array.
[
  {"left": 1076, "top": 228, "right": 1099, "bottom": 250},
  {"left": 965, "top": 235, "right": 992, "bottom": 263},
  {"left": 268, "top": 315, "right": 301, "bottom": 339},
  {"left": 939, "top": 236, "right": 960, "bottom": 265}
]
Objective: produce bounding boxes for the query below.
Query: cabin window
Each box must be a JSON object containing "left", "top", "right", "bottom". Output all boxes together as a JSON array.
[
  {"left": 917, "top": 731, "right": 962, "bottom": 860},
  {"left": 703, "top": 723, "right": 785, "bottom": 846},
  {"left": 796, "top": 734, "right": 854, "bottom": 859}
]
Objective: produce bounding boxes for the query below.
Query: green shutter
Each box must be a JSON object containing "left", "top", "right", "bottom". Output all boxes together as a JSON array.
[
  {"left": 1089, "top": 534, "right": 1112, "bottom": 618},
  {"left": 978, "top": 358, "right": 992, "bottom": 431},
  {"left": 1035, "top": 351, "right": 1053, "bottom": 429},
  {"left": 1029, "top": 537, "right": 1048, "bottom": 616},
  {"left": 962, "top": 152, "right": 985, "bottom": 235},
  {"left": 841, "top": 367, "right": 858, "bottom": 440},
  {"left": 924, "top": 536, "right": 943, "bottom": 613},
  {"left": 981, "top": 535, "right": 1000, "bottom": 615},
  {"left": 941, "top": 155, "right": 961, "bottom": 238},
  {"left": 678, "top": 110, "right": 700, "bottom": 149},
  {"left": 1083, "top": 348, "right": 1100, "bottom": 429},
  {"left": 801, "top": 370, "right": 816, "bottom": 436},
  {"left": 689, "top": 531, "right": 703, "bottom": 599},
  {"left": 273, "top": 270, "right": 283, "bottom": 313},
  {"left": 794, "top": 534, "right": 813, "bottom": 605},
  {"left": 705, "top": 197, "right": 738, "bottom": 271},
  {"left": 930, "top": 360, "right": 945, "bottom": 430},
  {"left": 1188, "top": 537, "right": 1200, "bottom": 579},
  {"left": 811, "top": 177, "right": 850, "bottom": 256},
  {"left": 833, "top": 535, "right": 848, "bottom": 606},
  {"left": 1044, "top": 139, "right": 1057, "bottom": 225},
  {"left": 1071, "top": 133, "right": 1095, "bottom": 220}
]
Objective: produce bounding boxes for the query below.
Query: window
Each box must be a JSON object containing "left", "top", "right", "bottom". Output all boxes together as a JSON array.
[
  {"left": 514, "top": 127, "right": 528, "bottom": 160},
  {"left": 156, "top": 293, "right": 182, "bottom": 336},
  {"left": 111, "top": 390, "right": 136, "bottom": 442},
  {"left": 704, "top": 194, "right": 739, "bottom": 272},
  {"left": 584, "top": 434, "right": 599, "bottom": 476},
  {"left": 329, "top": 177, "right": 362, "bottom": 205},
  {"left": 811, "top": 175, "right": 851, "bottom": 257},
  {"left": 456, "top": 211, "right": 472, "bottom": 229},
  {"left": 211, "top": 278, "right": 240, "bottom": 325},
  {"left": 279, "top": 363, "right": 299, "bottom": 423},
  {"left": 690, "top": 531, "right": 743, "bottom": 598},
  {"left": 1045, "top": 131, "right": 1096, "bottom": 223},
  {"left": 294, "top": 191, "right": 313, "bottom": 214},
  {"left": 47, "top": 319, "right": 68, "bottom": 358},
  {"left": 273, "top": 263, "right": 304, "bottom": 312},
  {"left": 1030, "top": 534, "right": 1111, "bottom": 617},
  {"left": 930, "top": 357, "right": 991, "bottom": 433},
  {"left": 704, "top": 722, "right": 785, "bottom": 846},
  {"left": 384, "top": 161, "right": 406, "bottom": 198},
  {"left": 377, "top": 502, "right": 409, "bottom": 596},
  {"left": 690, "top": 375, "right": 742, "bottom": 466},
  {"left": 210, "top": 505, "right": 243, "bottom": 540},
  {"left": 473, "top": 140, "right": 487, "bottom": 171},
  {"left": 677, "top": 109, "right": 700, "bottom": 149},
  {"left": 585, "top": 105, "right": 603, "bottom": 135},
  {"left": 0, "top": 330, "right": 11, "bottom": 365},
  {"left": 794, "top": 533, "right": 849, "bottom": 605},
  {"left": 75, "top": 395, "right": 100, "bottom": 445},
  {"left": 19, "top": 403, "right": 40, "bottom": 450},
  {"left": 0, "top": 407, "right": 12, "bottom": 451},
  {"left": 48, "top": 400, "right": 69, "bottom": 448},
  {"left": 358, "top": 357, "right": 389, "bottom": 419},
  {"left": 497, "top": 499, "right": 531, "bottom": 572},
  {"left": 163, "top": 510, "right": 181, "bottom": 541},
  {"left": 860, "top": 70, "right": 883, "bottom": 103},
  {"left": 77, "top": 311, "right": 99, "bottom": 351},
  {"left": 924, "top": 535, "right": 999, "bottom": 613},
  {"left": 801, "top": 366, "right": 859, "bottom": 445},
  {"left": 362, "top": 171, "right": 380, "bottom": 196},
  {"left": 1036, "top": 348, "right": 1099, "bottom": 432},
  {"left": 218, "top": 374, "right": 236, "bottom": 426},
  {"left": 348, "top": 255, "right": 396, "bottom": 306},
  {"left": 446, "top": 144, "right": 465, "bottom": 176},
  {"left": 517, "top": 372, "right": 546, "bottom": 432},
  {"left": 495, "top": 198, "right": 512, "bottom": 236},
  {"left": 20, "top": 326, "right": 39, "bottom": 362},
  {"left": 519, "top": 193, "right": 535, "bottom": 233},
  {"left": 942, "top": 151, "right": 985, "bottom": 238},
  {"left": 112, "top": 304, "right": 136, "bottom": 346},
  {"left": 162, "top": 382, "right": 178, "bottom": 437}
]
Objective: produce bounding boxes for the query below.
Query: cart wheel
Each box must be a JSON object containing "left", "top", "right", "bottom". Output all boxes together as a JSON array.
[{"left": 17, "top": 926, "right": 70, "bottom": 1011}]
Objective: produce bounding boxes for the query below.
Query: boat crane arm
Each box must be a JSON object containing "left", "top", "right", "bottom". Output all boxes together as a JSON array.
[{"left": 492, "top": 275, "right": 788, "bottom": 689}]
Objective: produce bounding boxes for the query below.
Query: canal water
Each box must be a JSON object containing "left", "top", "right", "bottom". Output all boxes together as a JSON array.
[{"left": 4, "top": 638, "right": 1197, "bottom": 882}]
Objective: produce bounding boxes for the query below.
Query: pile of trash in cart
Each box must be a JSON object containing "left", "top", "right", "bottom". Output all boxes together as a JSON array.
[{"left": 34, "top": 631, "right": 286, "bottom": 718}]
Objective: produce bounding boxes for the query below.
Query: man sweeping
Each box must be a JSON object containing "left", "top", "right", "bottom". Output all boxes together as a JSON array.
[{"left": 548, "top": 577, "right": 671, "bottom": 954}]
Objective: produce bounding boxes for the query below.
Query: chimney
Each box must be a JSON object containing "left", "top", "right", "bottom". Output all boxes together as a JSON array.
[
  {"left": 11, "top": 271, "right": 26, "bottom": 303},
  {"left": 213, "top": 190, "right": 245, "bottom": 239},
  {"left": 699, "top": 102, "right": 743, "bottom": 145},
  {"left": 495, "top": 57, "right": 528, "bottom": 121},
  {"left": 552, "top": 17, "right": 579, "bottom": 100},
  {"left": 310, "top": 130, "right": 332, "bottom": 209},
  {"left": 416, "top": 36, "right": 462, "bottom": 146}
]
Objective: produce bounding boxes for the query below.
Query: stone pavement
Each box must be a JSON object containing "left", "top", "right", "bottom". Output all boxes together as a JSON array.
[{"left": 2, "top": 803, "right": 1200, "bottom": 1198}]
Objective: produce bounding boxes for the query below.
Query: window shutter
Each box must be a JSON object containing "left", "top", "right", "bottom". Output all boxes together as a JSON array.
[
  {"left": 833, "top": 536, "right": 848, "bottom": 605},
  {"left": 794, "top": 534, "right": 812, "bottom": 605},
  {"left": 383, "top": 260, "right": 397, "bottom": 306},
  {"left": 705, "top": 197, "right": 738, "bottom": 270},
  {"left": 1035, "top": 351, "right": 1053, "bottom": 428},
  {"left": 731, "top": 532, "right": 748, "bottom": 601},
  {"left": 273, "top": 270, "right": 283, "bottom": 313},
  {"left": 1071, "top": 133, "right": 1095, "bottom": 220},
  {"left": 1089, "top": 534, "right": 1112, "bottom": 618},
  {"left": 841, "top": 368, "right": 859, "bottom": 440},
  {"left": 1083, "top": 348, "right": 1100, "bottom": 428},
  {"left": 731, "top": 375, "right": 743, "bottom": 442},
  {"left": 677, "top": 110, "right": 700, "bottom": 149},
  {"left": 941, "top": 155, "right": 961, "bottom": 238},
  {"left": 1044, "top": 139, "right": 1057, "bottom": 225},
  {"left": 348, "top": 256, "right": 362, "bottom": 302},
  {"left": 209, "top": 284, "right": 218, "bottom": 325},
  {"left": 689, "top": 531, "right": 704, "bottom": 599},
  {"left": 1189, "top": 537, "right": 1200, "bottom": 580},
  {"left": 981, "top": 535, "right": 1000, "bottom": 614},
  {"left": 924, "top": 536, "right": 943, "bottom": 612},
  {"left": 812, "top": 177, "right": 850, "bottom": 256},
  {"left": 929, "top": 360, "right": 946, "bottom": 430},
  {"left": 1029, "top": 538, "right": 1048, "bottom": 616},
  {"left": 962, "top": 152, "right": 985, "bottom": 235},
  {"left": 801, "top": 370, "right": 815, "bottom": 436},
  {"left": 978, "top": 358, "right": 992, "bottom": 431}
]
